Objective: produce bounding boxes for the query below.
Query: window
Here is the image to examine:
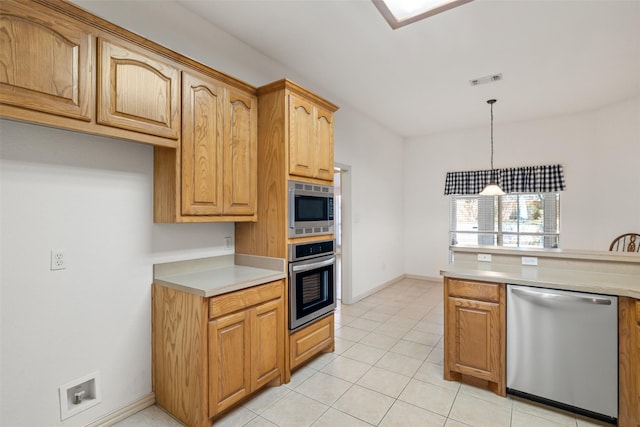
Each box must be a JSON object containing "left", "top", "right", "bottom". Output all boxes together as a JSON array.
[{"left": 450, "top": 193, "right": 560, "bottom": 249}]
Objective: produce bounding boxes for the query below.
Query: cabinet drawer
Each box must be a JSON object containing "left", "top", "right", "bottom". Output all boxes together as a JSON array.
[
  {"left": 447, "top": 279, "right": 501, "bottom": 303},
  {"left": 209, "top": 280, "right": 283, "bottom": 319},
  {"left": 635, "top": 300, "right": 640, "bottom": 324},
  {"left": 290, "top": 314, "right": 334, "bottom": 369}
]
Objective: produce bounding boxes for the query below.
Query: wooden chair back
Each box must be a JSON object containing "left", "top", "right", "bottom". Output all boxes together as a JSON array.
[{"left": 609, "top": 233, "right": 640, "bottom": 253}]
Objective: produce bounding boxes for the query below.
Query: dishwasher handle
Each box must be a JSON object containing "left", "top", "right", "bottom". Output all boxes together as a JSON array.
[{"left": 511, "top": 287, "right": 612, "bottom": 306}]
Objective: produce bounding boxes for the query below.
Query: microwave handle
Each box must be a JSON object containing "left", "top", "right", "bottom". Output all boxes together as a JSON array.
[
  {"left": 291, "top": 257, "right": 336, "bottom": 272},
  {"left": 288, "top": 188, "right": 295, "bottom": 229}
]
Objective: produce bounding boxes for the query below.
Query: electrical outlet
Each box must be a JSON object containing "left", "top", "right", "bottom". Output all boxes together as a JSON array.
[
  {"left": 224, "top": 236, "right": 232, "bottom": 249},
  {"left": 522, "top": 256, "right": 538, "bottom": 266},
  {"left": 50, "top": 250, "right": 66, "bottom": 270},
  {"left": 477, "top": 253, "right": 492, "bottom": 262}
]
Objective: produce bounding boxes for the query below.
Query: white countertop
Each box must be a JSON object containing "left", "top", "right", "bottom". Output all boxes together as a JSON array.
[
  {"left": 441, "top": 261, "right": 640, "bottom": 299},
  {"left": 153, "top": 254, "right": 287, "bottom": 298}
]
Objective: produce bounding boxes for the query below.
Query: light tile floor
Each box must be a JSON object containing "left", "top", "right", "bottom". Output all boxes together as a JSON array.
[{"left": 115, "top": 278, "right": 613, "bottom": 427}]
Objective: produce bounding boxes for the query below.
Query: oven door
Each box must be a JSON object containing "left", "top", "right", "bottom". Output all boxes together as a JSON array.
[{"left": 289, "top": 254, "right": 336, "bottom": 330}]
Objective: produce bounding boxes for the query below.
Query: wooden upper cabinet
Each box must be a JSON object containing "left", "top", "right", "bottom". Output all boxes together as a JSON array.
[
  {"left": 224, "top": 88, "right": 257, "bottom": 215},
  {"left": 97, "top": 38, "right": 180, "bottom": 139},
  {"left": 288, "top": 94, "right": 335, "bottom": 181},
  {"left": 178, "top": 70, "right": 257, "bottom": 219},
  {"left": 315, "top": 107, "right": 335, "bottom": 181},
  {"left": 0, "top": 0, "right": 92, "bottom": 121},
  {"left": 289, "top": 95, "right": 316, "bottom": 179},
  {"left": 181, "top": 71, "right": 224, "bottom": 216}
]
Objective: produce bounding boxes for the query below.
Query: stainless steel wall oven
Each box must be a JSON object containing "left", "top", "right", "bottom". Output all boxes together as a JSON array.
[{"left": 288, "top": 239, "right": 336, "bottom": 330}]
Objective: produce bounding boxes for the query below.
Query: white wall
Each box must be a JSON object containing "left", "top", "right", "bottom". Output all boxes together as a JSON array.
[
  {"left": 404, "top": 96, "right": 640, "bottom": 278},
  {"left": 333, "top": 109, "right": 405, "bottom": 300},
  {"left": 0, "top": 2, "right": 406, "bottom": 425},
  {"left": 0, "top": 120, "right": 237, "bottom": 426}
]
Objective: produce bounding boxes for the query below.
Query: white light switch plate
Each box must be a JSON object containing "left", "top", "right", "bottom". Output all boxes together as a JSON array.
[{"left": 522, "top": 256, "right": 538, "bottom": 266}]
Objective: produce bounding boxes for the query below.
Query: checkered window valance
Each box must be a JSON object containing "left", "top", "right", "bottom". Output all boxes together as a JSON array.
[{"left": 444, "top": 164, "right": 566, "bottom": 195}]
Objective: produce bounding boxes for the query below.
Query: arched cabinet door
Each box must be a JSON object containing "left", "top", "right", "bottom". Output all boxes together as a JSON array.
[
  {"left": 315, "top": 107, "right": 334, "bottom": 181},
  {"left": 224, "top": 89, "right": 257, "bottom": 215},
  {"left": 288, "top": 95, "right": 316, "bottom": 179},
  {"left": 0, "top": 0, "right": 92, "bottom": 121},
  {"left": 181, "top": 70, "right": 224, "bottom": 216},
  {"left": 97, "top": 37, "right": 180, "bottom": 139}
]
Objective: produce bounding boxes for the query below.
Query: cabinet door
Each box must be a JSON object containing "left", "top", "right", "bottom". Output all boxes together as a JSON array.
[
  {"left": 0, "top": 0, "right": 92, "bottom": 121},
  {"left": 251, "top": 298, "right": 283, "bottom": 390},
  {"left": 208, "top": 310, "right": 250, "bottom": 417},
  {"left": 315, "top": 107, "right": 334, "bottom": 181},
  {"left": 181, "top": 71, "right": 224, "bottom": 216},
  {"left": 289, "top": 95, "right": 316, "bottom": 179},
  {"left": 446, "top": 296, "right": 503, "bottom": 383},
  {"left": 97, "top": 38, "right": 179, "bottom": 139},
  {"left": 224, "top": 88, "right": 257, "bottom": 215},
  {"left": 619, "top": 297, "right": 640, "bottom": 427}
]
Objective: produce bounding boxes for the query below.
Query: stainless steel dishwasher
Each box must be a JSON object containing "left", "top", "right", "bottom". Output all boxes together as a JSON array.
[{"left": 506, "top": 284, "right": 618, "bottom": 423}]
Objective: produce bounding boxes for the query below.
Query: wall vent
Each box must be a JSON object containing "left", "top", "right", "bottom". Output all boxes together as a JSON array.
[{"left": 470, "top": 73, "right": 503, "bottom": 86}]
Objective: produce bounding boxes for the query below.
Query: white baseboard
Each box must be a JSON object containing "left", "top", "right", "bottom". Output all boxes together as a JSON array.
[
  {"left": 84, "top": 393, "right": 155, "bottom": 427},
  {"left": 350, "top": 274, "right": 405, "bottom": 303},
  {"left": 404, "top": 274, "right": 443, "bottom": 285},
  {"left": 348, "top": 274, "right": 444, "bottom": 304}
]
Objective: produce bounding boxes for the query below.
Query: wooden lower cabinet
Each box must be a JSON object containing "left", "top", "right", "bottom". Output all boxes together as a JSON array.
[
  {"left": 443, "top": 278, "right": 506, "bottom": 396},
  {"left": 619, "top": 296, "right": 640, "bottom": 427},
  {"left": 289, "top": 313, "right": 335, "bottom": 370},
  {"left": 153, "top": 280, "right": 285, "bottom": 427},
  {"left": 208, "top": 310, "right": 250, "bottom": 416}
]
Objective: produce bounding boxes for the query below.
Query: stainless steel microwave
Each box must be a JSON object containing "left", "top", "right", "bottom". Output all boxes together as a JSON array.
[{"left": 288, "top": 180, "right": 334, "bottom": 238}]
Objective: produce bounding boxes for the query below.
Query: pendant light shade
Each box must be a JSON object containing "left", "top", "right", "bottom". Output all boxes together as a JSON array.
[
  {"left": 479, "top": 99, "right": 505, "bottom": 196},
  {"left": 479, "top": 183, "right": 505, "bottom": 196}
]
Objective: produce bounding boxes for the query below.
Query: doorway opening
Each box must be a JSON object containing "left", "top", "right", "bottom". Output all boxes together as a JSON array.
[{"left": 334, "top": 164, "right": 352, "bottom": 304}]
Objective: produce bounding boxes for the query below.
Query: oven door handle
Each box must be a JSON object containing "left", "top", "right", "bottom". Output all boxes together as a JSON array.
[{"left": 291, "top": 256, "right": 336, "bottom": 272}]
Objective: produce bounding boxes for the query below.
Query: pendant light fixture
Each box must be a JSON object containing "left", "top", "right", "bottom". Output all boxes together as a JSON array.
[{"left": 479, "top": 99, "right": 505, "bottom": 196}]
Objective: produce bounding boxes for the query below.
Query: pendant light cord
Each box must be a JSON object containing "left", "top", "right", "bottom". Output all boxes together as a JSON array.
[{"left": 488, "top": 99, "right": 496, "bottom": 171}]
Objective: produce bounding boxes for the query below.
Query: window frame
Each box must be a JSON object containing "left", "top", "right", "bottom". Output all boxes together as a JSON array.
[{"left": 449, "top": 192, "right": 561, "bottom": 249}]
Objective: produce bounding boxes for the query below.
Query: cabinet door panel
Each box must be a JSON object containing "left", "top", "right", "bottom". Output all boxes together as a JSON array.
[
  {"left": 181, "top": 71, "right": 224, "bottom": 216},
  {"left": 251, "top": 298, "right": 282, "bottom": 390},
  {"left": 315, "top": 108, "right": 334, "bottom": 181},
  {"left": 98, "top": 38, "right": 179, "bottom": 139},
  {"left": 619, "top": 297, "right": 640, "bottom": 427},
  {"left": 289, "top": 95, "right": 315, "bottom": 178},
  {"left": 224, "top": 89, "right": 257, "bottom": 215},
  {"left": 447, "top": 297, "right": 501, "bottom": 382},
  {"left": 0, "top": 1, "right": 91, "bottom": 121},
  {"left": 289, "top": 313, "right": 334, "bottom": 369},
  {"left": 209, "top": 310, "right": 250, "bottom": 416}
]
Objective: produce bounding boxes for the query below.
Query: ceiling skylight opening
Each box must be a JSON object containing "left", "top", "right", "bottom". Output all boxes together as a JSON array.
[{"left": 373, "top": 0, "right": 473, "bottom": 29}]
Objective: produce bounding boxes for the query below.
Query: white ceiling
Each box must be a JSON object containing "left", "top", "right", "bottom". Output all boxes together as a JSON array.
[{"left": 175, "top": 0, "right": 640, "bottom": 138}]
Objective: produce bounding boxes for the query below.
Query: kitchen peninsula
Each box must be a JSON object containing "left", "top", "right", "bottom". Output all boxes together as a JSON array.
[{"left": 441, "top": 246, "right": 640, "bottom": 427}]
